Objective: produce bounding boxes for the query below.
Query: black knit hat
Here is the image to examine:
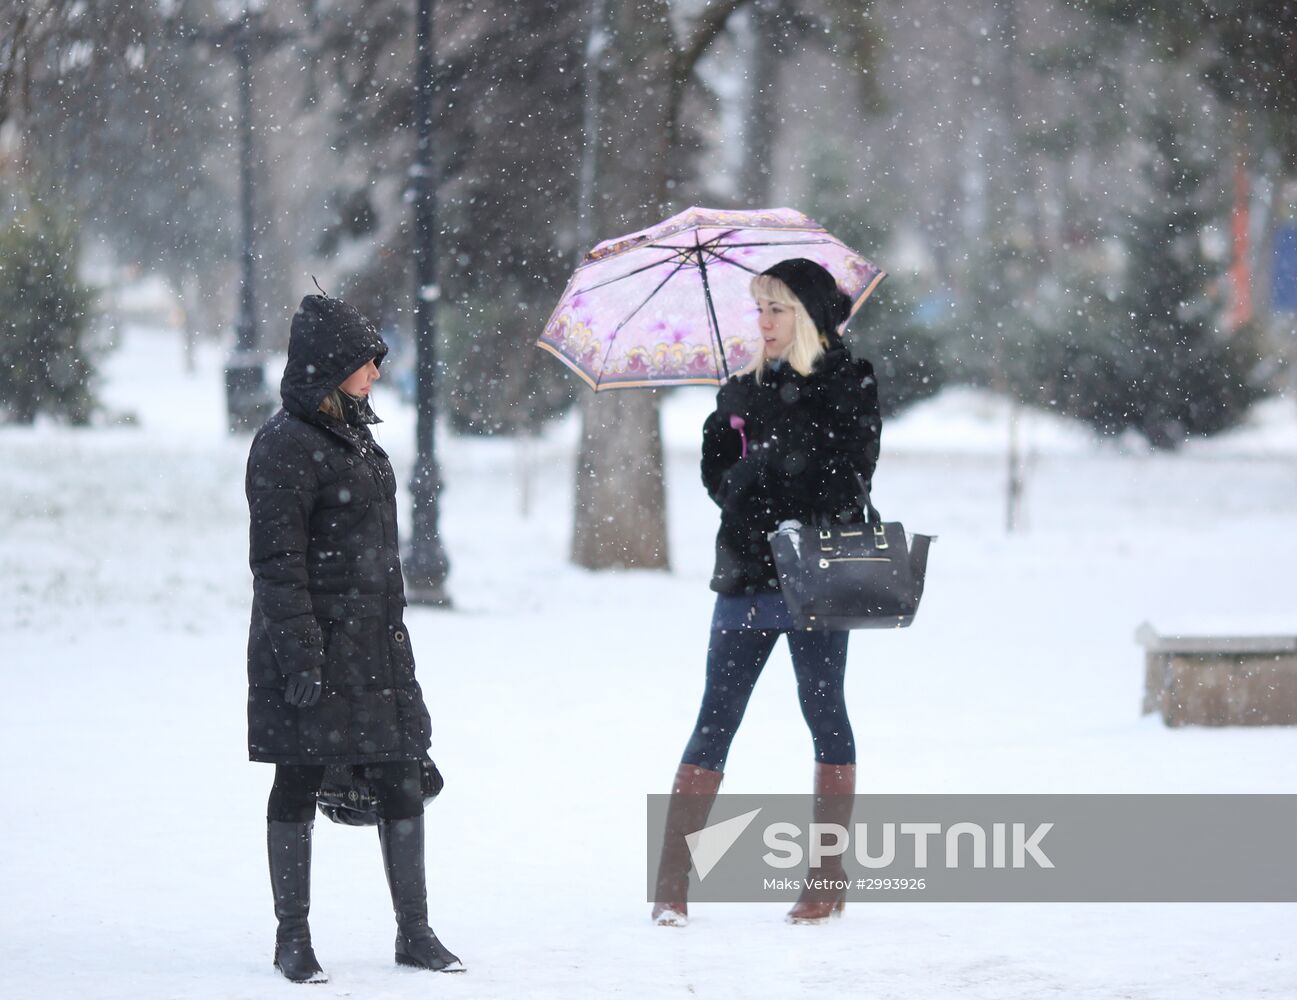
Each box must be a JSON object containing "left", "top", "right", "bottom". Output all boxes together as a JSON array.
[{"left": 759, "top": 258, "right": 854, "bottom": 345}]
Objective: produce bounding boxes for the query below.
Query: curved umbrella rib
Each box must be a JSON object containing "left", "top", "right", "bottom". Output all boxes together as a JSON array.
[
  {"left": 696, "top": 237, "right": 837, "bottom": 251},
  {"left": 593, "top": 256, "right": 693, "bottom": 388},
  {"left": 699, "top": 246, "right": 761, "bottom": 275},
  {"left": 648, "top": 228, "right": 741, "bottom": 254},
  {"left": 575, "top": 248, "right": 694, "bottom": 296}
]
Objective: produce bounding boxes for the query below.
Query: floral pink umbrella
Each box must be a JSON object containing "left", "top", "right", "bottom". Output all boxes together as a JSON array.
[{"left": 536, "top": 206, "right": 886, "bottom": 390}]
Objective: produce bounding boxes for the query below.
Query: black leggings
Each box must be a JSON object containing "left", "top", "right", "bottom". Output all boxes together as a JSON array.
[
  {"left": 267, "top": 761, "right": 424, "bottom": 823},
  {"left": 682, "top": 628, "right": 853, "bottom": 772}
]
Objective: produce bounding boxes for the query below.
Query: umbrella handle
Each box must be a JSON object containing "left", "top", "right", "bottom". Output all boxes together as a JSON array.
[{"left": 728, "top": 415, "right": 748, "bottom": 458}]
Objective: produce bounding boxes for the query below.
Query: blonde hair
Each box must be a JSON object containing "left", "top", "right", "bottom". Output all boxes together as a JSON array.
[
  {"left": 318, "top": 389, "right": 345, "bottom": 419},
  {"left": 747, "top": 273, "right": 827, "bottom": 381}
]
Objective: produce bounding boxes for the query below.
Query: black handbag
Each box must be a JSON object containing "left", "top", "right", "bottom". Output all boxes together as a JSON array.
[
  {"left": 768, "top": 485, "right": 933, "bottom": 630},
  {"left": 316, "top": 754, "right": 444, "bottom": 827}
]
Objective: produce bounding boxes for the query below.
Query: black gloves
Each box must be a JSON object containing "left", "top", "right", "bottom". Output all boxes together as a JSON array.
[
  {"left": 716, "top": 377, "right": 750, "bottom": 419},
  {"left": 718, "top": 444, "right": 771, "bottom": 509},
  {"left": 284, "top": 667, "right": 323, "bottom": 708}
]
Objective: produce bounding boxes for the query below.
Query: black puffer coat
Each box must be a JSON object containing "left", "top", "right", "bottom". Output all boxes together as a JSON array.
[
  {"left": 701, "top": 347, "right": 882, "bottom": 595},
  {"left": 245, "top": 295, "right": 432, "bottom": 765}
]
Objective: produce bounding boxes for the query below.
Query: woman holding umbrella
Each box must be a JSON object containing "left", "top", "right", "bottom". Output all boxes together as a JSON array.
[
  {"left": 246, "top": 293, "right": 462, "bottom": 981},
  {"left": 651, "top": 258, "right": 882, "bottom": 926}
]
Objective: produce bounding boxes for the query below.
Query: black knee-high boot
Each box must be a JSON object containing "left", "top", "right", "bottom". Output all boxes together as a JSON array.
[
  {"left": 267, "top": 820, "right": 328, "bottom": 984},
  {"left": 377, "top": 815, "right": 465, "bottom": 972}
]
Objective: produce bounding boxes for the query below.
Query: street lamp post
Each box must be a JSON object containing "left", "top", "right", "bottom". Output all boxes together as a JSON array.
[
  {"left": 403, "top": 0, "right": 452, "bottom": 606},
  {"left": 224, "top": 6, "right": 273, "bottom": 433},
  {"left": 175, "top": 4, "right": 282, "bottom": 432}
]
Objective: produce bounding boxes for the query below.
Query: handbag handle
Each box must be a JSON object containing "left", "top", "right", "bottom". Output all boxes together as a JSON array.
[{"left": 855, "top": 473, "right": 882, "bottom": 526}]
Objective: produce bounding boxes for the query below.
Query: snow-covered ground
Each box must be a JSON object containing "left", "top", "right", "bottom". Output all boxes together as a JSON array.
[{"left": 3, "top": 325, "right": 1295, "bottom": 999}]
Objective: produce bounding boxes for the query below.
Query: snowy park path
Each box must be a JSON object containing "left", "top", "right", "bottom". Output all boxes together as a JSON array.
[{"left": 2, "top": 328, "right": 1295, "bottom": 998}]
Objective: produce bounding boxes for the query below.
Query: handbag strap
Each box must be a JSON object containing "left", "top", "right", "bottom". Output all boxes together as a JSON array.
[{"left": 854, "top": 473, "right": 882, "bottom": 526}]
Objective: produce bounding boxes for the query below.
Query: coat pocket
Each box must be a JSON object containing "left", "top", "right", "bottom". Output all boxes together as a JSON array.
[
  {"left": 396, "top": 686, "right": 431, "bottom": 753},
  {"left": 388, "top": 619, "right": 419, "bottom": 686},
  {"left": 298, "top": 690, "right": 350, "bottom": 758},
  {"left": 315, "top": 595, "right": 392, "bottom": 689},
  {"left": 351, "top": 689, "right": 401, "bottom": 756}
]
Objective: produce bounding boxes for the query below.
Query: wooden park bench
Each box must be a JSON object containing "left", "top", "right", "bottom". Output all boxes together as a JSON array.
[{"left": 1138, "top": 622, "right": 1297, "bottom": 727}]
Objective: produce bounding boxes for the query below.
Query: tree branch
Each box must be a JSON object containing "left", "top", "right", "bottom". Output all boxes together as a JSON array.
[
  {"left": 674, "top": 0, "right": 753, "bottom": 84},
  {"left": 664, "top": 0, "right": 754, "bottom": 166},
  {"left": 0, "top": 5, "right": 31, "bottom": 128},
  {"left": 0, "top": 0, "right": 65, "bottom": 127}
]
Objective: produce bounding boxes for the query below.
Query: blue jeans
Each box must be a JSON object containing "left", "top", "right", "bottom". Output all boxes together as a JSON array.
[{"left": 681, "top": 622, "right": 853, "bottom": 771}]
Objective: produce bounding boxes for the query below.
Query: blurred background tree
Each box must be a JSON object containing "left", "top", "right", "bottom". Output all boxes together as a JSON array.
[
  {"left": 0, "top": 207, "right": 97, "bottom": 424},
  {"left": 3, "top": 0, "right": 1293, "bottom": 542}
]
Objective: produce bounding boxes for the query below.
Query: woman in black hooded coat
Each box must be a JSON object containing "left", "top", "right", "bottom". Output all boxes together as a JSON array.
[
  {"left": 651, "top": 259, "right": 882, "bottom": 928},
  {"left": 246, "top": 294, "right": 461, "bottom": 982}
]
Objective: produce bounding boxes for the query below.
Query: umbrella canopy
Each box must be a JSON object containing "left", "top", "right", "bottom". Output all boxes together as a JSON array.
[{"left": 537, "top": 206, "right": 885, "bottom": 391}]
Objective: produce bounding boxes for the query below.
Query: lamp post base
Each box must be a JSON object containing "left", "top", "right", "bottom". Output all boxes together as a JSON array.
[
  {"left": 404, "top": 540, "right": 453, "bottom": 607},
  {"left": 225, "top": 354, "right": 273, "bottom": 433},
  {"left": 403, "top": 577, "right": 453, "bottom": 608},
  {"left": 405, "top": 450, "right": 451, "bottom": 607}
]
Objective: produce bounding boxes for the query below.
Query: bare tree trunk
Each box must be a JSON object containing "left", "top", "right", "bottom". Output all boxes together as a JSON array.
[
  {"left": 179, "top": 272, "right": 199, "bottom": 375},
  {"left": 576, "top": 0, "right": 609, "bottom": 259},
  {"left": 738, "top": 0, "right": 780, "bottom": 207},
  {"left": 570, "top": 0, "right": 673, "bottom": 570},
  {"left": 992, "top": 0, "right": 1026, "bottom": 533},
  {"left": 573, "top": 389, "right": 668, "bottom": 566},
  {"left": 569, "top": 0, "right": 750, "bottom": 570}
]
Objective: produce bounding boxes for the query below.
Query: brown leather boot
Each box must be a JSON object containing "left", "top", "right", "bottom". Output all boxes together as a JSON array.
[
  {"left": 787, "top": 762, "right": 856, "bottom": 924},
  {"left": 650, "top": 763, "right": 723, "bottom": 926}
]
